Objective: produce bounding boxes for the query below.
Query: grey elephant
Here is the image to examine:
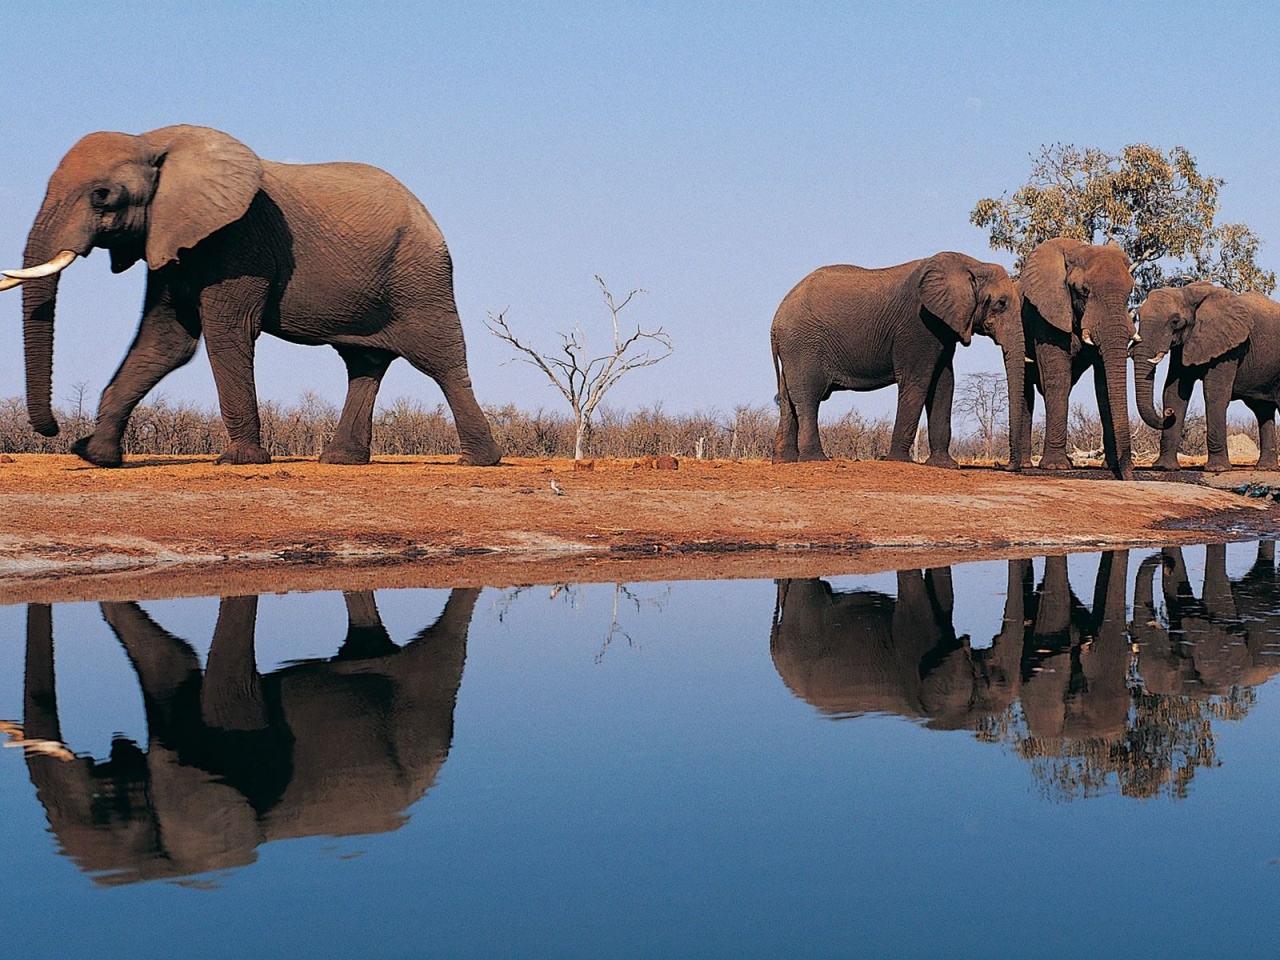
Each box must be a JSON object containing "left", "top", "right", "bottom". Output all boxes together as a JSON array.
[
  {"left": 1133, "top": 282, "right": 1280, "bottom": 472},
  {"left": 11, "top": 589, "right": 475, "bottom": 884},
  {"left": 1016, "top": 238, "right": 1137, "bottom": 479},
  {"left": 1, "top": 125, "right": 502, "bottom": 467},
  {"left": 770, "top": 251, "right": 1025, "bottom": 468}
]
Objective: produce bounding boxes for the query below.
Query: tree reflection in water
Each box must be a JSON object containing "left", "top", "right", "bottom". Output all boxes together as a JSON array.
[{"left": 772, "top": 542, "right": 1280, "bottom": 801}]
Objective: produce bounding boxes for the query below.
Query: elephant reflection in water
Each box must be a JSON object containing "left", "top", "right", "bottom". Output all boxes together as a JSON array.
[
  {"left": 772, "top": 545, "right": 1280, "bottom": 797},
  {"left": 771, "top": 554, "right": 1130, "bottom": 735},
  {"left": 1131, "top": 542, "right": 1280, "bottom": 700},
  {"left": 12, "top": 589, "right": 477, "bottom": 884}
]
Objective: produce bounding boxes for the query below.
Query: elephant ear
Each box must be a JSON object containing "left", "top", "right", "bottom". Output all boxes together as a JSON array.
[
  {"left": 1019, "top": 238, "right": 1081, "bottom": 334},
  {"left": 1184, "top": 288, "right": 1253, "bottom": 366},
  {"left": 918, "top": 253, "right": 977, "bottom": 337},
  {"left": 140, "top": 125, "right": 263, "bottom": 270}
]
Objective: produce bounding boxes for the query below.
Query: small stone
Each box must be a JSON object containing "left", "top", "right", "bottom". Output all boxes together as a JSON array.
[{"left": 655, "top": 455, "right": 679, "bottom": 470}]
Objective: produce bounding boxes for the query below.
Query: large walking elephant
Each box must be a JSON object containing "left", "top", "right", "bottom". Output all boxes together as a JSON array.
[
  {"left": 1, "top": 125, "right": 502, "bottom": 467},
  {"left": 9, "top": 588, "right": 476, "bottom": 884},
  {"left": 1016, "top": 238, "right": 1137, "bottom": 479},
  {"left": 770, "top": 252, "right": 1025, "bottom": 468},
  {"left": 1132, "top": 283, "right": 1280, "bottom": 472}
]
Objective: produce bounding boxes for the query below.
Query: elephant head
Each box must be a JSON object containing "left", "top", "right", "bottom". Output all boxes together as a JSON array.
[
  {"left": 918, "top": 253, "right": 1027, "bottom": 467},
  {"left": 1132, "top": 282, "right": 1253, "bottom": 429},
  {"left": 4, "top": 126, "right": 263, "bottom": 437},
  {"left": 1021, "top": 238, "right": 1137, "bottom": 477}
]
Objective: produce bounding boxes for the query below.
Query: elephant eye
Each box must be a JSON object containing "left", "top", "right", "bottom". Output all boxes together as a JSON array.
[
  {"left": 89, "top": 187, "right": 111, "bottom": 209},
  {"left": 993, "top": 296, "right": 1008, "bottom": 312}
]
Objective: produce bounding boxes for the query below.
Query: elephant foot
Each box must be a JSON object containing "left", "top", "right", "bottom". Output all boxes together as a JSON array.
[
  {"left": 884, "top": 450, "right": 916, "bottom": 464},
  {"left": 1036, "top": 453, "right": 1072, "bottom": 470},
  {"left": 1149, "top": 456, "right": 1181, "bottom": 471},
  {"left": 457, "top": 439, "right": 503, "bottom": 466},
  {"left": 771, "top": 452, "right": 799, "bottom": 465},
  {"left": 1256, "top": 457, "right": 1280, "bottom": 472},
  {"left": 1115, "top": 463, "right": 1136, "bottom": 482},
  {"left": 216, "top": 442, "right": 272, "bottom": 465},
  {"left": 1203, "top": 457, "right": 1234, "bottom": 474},
  {"left": 797, "top": 451, "right": 830, "bottom": 462},
  {"left": 319, "top": 445, "right": 371, "bottom": 465},
  {"left": 923, "top": 453, "right": 960, "bottom": 470},
  {"left": 71, "top": 435, "right": 123, "bottom": 468}
]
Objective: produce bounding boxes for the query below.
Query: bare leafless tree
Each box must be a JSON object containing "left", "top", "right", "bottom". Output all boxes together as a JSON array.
[
  {"left": 955, "top": 371, "right": 1009, "bottom": 461},
  {"left": 486, "top": 276, "right": 674, "bottom": 459}
]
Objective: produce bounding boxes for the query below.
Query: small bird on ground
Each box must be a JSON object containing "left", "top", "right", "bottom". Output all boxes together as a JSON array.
[{"left": 550, "top": 478, "right": 564, "bottom": 496}]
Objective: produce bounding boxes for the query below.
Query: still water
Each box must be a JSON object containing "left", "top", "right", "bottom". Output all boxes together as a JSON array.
[{"left": 1, "top": 543, "right": 1279, "bottom": 959}]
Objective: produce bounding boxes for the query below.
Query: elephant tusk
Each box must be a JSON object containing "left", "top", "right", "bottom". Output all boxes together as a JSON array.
[
  {"left": 1024, "top": 356, "right": 1036, "bottom": 363},
  {"left": 1148, "top": 352, "right": 1166, "bottom": 365},
  {"left": 1081, "top": 329, "right": 1095, "bottom": 346},
  {"left": 0, "top": 275, "right": 22, "bottom": 292},
  {"left": 3, "top": 249, "right": 78, "bottom": 280},
  {"left": 1131, "top": 331, "right": 1142, "bottom": 343}
]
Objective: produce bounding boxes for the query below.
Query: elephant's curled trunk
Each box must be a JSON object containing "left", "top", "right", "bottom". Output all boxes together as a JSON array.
[{"left": 1134, "top": 350, "right": 1176, "bottom": 430}]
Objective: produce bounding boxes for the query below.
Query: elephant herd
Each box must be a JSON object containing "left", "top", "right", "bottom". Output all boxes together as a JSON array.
[
  {"left": 773, "top": 238, "right": 1280, "bottom": 480},
  {"left": 6, "top": 544, "right": 1278, "bottom": 882},
  {"left": 4, "top": 124, "right": 1277, "bottom": 478}
]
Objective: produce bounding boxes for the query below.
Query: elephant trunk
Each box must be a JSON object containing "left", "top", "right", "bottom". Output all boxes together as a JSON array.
[
  {"left": 1132, "top": 344, "right": 1175, "bottom": 430},
  {"left": 1001, "top": 333, "right": 1027, "bottom": 471},
  {"left": 20, "top": 202, "right": 92, "bottom": 438},
  {"left": 21, "top": 272, "right": 61, "bottom": 438},
  {"left": 1099, "top": 330, "right": 1135, "bottom": 480}
]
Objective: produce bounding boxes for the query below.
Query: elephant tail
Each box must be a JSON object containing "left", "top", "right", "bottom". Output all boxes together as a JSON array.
[{"left": 771, "top": 328, "right": 787, "bottom": 407}]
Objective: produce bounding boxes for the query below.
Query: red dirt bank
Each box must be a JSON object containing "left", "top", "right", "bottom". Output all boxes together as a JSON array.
[{"left": 0, "top": 454, "right": 1273, "bottom": 604}]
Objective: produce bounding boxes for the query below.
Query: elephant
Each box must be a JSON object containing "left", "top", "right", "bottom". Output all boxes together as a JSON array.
[
  {"left": 1015, "top": 238, "right": 1137, "bottom": 479},
  {"left": 1132, "top": 282, "right": 1280, "bottom": 472},
  {"left": 770, "top": 251, "right": 1026, "bottom": 468},
  {"left": 7, "top": 588, "right": 476, "bottom": 884},
  {"left": 1, "top": 125, "right": 502, "bottom": 467}
]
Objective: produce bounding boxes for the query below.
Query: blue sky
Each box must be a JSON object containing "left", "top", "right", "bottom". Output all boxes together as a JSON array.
[{"left": 2, "top": 1, "right": 1278, "bottom": 423}]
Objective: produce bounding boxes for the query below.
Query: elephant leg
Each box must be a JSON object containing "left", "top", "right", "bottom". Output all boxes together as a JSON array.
[
  {"left": 1246, "top": 398, "right": 1279, "bottom": 470},
  {"left": 773, "top": 364, "right": 801, "bottom": 463},
  {"left": 395, "top": 306, "right": 502, "bottom": 466},
  {"left": 773, "top": 366, "right": 828, "bottom": 461},
  {"left": 338, "top": 591, "right": 397, "bottom": 660},
  {"left": 1034, "top": 342, "right": 1072, "bottom": 470},
  {"left": 1153, "top": 372, "right": 1194, "bottom": 470},
  {"left": 75, "top": 281, "right": 200, "bottom": 467},
  {"left": 201, "top": 597, "right": 267, "bottom": 731},
  {"left": 888, "top": 379, "right": 929, "bottom": 463},
  {"left": 772, "top": 394, "right": 800, "bottom": 463},
  {"left": 923, "top": 361, "right": 959, "bottom": 469},
  {"left": 101, "top": 601, "right": 203, "bottom": 733},
  {"left": 321, "top": 346, "right": 396, "bottom": 465},
  {"left": 1201, "top": 360, "right": 1238, "bottom": 472},
  {"left": 201, "top": 278, "right": 272, "bottom": 465}
]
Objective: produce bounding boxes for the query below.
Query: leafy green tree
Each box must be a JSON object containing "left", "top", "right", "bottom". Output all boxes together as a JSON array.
[{"left": 971, "top": 144, "right": 1276, "bottom": 298}]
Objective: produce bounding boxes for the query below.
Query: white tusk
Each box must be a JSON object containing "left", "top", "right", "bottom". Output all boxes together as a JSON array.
[
  {"left": 0, "top": 276, "right": 22, "bottom": 292},
  {"left": 3, "top": 250, "right": 78, "bottom": 281},
  {"left": 1024, "top": 356, "right": 1036, "bottom": 363},
  {"left": 1081, "top": 329, "right": 1095, "bottom": 346},
  {"left": 1148, "top": 352, "right": 1166, "bottom": 365},
  {"left": 1131, "top": 331, "right": 1142, "bottom": 343}
]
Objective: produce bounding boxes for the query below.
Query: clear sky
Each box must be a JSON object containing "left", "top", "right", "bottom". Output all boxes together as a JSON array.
[{"left": 2, "top": 1, "right": 1278, "bottom": 424}]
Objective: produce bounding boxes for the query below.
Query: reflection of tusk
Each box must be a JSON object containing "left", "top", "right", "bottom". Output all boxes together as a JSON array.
[
  {"left": 0, "top": 275, "right": 22, "bottom": 292},
  {"left": 3, "top": 250, "right": 78, "bottom": 280},
  {"left": 0, "top": 720, "right": 75, "bottom": 761},
  {"left": 1081, "top": 329, "right": 1095, "bottom": 346}
]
